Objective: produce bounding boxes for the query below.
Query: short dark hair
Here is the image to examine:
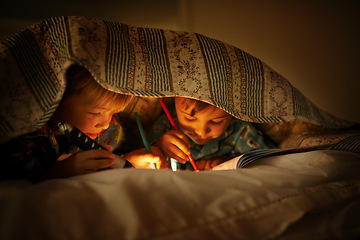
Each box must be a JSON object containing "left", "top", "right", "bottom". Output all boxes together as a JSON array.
[{"left": 176, "top": 97, "right": 212, "bottom": 117}]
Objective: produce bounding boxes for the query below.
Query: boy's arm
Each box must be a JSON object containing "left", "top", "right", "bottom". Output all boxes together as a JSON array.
[{"left": 195, "top": 155, "right": 234, "bottom": 170}]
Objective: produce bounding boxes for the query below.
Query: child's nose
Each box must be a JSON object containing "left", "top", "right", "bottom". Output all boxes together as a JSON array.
[
  {"left": 102, "top": 121, "right": 110, "bottom": 130},
  {"left": 195, "top": 124, "right": 210, "bottom": 137},
  {"left": 96, "top": 115, "right": 111, "bottom": 130},
  {"left": 96, "top": 121, "right": 110, "bottom": 130}
]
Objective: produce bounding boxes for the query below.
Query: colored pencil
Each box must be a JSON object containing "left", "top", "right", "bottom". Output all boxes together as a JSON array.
[
  {"left": 159, "top": 99, "right": 199, "bottom": 171},
  {"left": 134, "top": 112, "right": 156, "bottom": 169}
]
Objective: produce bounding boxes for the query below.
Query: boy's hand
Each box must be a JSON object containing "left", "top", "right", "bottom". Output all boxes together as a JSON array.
[
  {"left": 195, "top": 156, "right": 233, "bottom": 171},
  {"left": 154, "top": 130, "right": 191, "bottom": 164},
  {"left": 47, "top": 147, "right": 115, "bottom": 178},
  {"left": 123, "top": 146, "right": 169, "bottom": 169},
  {"left": 99, "top": 142, "right": 113, "bottom": 152}
]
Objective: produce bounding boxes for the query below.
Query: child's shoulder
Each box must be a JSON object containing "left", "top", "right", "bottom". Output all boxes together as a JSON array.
[
  {"left": 230, "top": 118, "right": 262, "bottom": 135},
  {"left": 231, "top": 117, "right": 254, "bottom": 127},
  {"left": 100, "top": 119, "right": 125, "bottom": 149}
]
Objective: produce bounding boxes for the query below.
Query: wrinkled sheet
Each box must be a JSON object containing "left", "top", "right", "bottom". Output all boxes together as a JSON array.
[
  {"left": 1, "top": 150, "right": 359, "bottom": 240},
  {"left": 0, "top": 16, "right": 359, "bottom": 240}
]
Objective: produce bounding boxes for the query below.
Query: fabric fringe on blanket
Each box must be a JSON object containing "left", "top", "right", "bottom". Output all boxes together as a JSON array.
[{"left": 0, "top": 16, "right": 359, "bottom": 149}]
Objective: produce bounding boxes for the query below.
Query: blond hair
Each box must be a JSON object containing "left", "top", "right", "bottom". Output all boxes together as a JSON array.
[{"left": 64, "top": 65, "right": 132, "bottom": 112}]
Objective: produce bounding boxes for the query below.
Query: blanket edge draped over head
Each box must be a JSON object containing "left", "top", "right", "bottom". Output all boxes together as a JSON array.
[{"left": 0, "top": 16, "right": 358, "bottom": 145}]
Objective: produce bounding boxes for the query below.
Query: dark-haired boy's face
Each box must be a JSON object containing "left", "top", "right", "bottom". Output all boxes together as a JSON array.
[{"left": 175, "top": 99, "right": 231, "bottom": 145}]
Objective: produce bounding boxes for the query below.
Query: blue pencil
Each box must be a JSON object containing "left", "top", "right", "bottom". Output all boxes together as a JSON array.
[{"left": 134, "top": 112, "right": 156, "bottom": 169}]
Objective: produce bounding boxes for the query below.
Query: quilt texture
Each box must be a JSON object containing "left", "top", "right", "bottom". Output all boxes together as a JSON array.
[{"left": 0, "top": 16, "right": 357, "bottom": 145}]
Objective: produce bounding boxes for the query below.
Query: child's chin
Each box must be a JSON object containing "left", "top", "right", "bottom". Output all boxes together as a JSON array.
[
  {"left": 191, "top": 138, "right": 210, "bottom": 146},
  {"left": 86, "top": 134, "right": 98, "bottom": 139}
]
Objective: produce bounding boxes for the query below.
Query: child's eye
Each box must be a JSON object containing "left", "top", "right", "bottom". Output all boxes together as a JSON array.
[
  {"left": 210, "top": 120, "right": 224, "bottom": 125},
  {"left": 184, "top": 117, "right": 196, "bottom": 122},
  {"left": 88, "top": 112, "right": 101, "bottom": 116}
]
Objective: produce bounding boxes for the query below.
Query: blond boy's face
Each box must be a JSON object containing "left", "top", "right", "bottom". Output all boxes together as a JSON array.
[
  {"left": 58, "top": 93, "right": 117, "bottom": 139},
  {"left": 175, "top": 98, "right": 232, "bottom": 145}
]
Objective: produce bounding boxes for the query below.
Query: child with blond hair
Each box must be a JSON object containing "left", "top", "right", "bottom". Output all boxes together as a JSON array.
[
  {"left": 148, "top": 97, "right": 275, "bottom": 170},
  {"left": 1, "top": 65, "right": 167, "bottom": 181}
]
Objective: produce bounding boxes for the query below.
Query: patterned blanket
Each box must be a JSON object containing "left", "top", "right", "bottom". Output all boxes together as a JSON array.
[{"left": 0, "top": 16, "right": 358, "bottom": 148}]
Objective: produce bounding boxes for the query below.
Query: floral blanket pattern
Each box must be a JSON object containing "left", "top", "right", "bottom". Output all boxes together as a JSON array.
[{"left": 0, "top": 16, "right": 358, "bottom": 148}]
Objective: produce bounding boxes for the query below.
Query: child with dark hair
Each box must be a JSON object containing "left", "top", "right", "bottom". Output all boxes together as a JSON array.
[{"left": 148, "top": 97, "right": 275, "bottom": 170}]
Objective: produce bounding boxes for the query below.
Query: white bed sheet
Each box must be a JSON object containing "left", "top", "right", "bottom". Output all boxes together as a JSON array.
[{"left": 0, "top": 150, "right": 359, "bottom": 240}]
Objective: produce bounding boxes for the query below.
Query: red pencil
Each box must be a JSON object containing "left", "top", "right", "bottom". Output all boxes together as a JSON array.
[{"left": 160, "top": 99, "right": 199, "bottom": 171}]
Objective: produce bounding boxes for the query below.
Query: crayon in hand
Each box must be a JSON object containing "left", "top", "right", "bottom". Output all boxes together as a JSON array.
[
  {"left": 134, "top": 112, "right": 157, "bottom": 170},
  {"left": 159, "top": 99, "right": 199, "bottom": 171}
]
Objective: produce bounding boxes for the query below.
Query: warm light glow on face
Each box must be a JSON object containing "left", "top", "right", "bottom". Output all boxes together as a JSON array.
[
  {"left": 57, "top": 93, "right": 117, "bottom": 139},
  {"left": 175, "top": 98, "right": 231, "bottom": 145}
]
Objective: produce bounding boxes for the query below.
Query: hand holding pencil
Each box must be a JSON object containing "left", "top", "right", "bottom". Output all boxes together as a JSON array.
[
  {"left": 134, "top": 112, "right": 157, "bottom": 169},
  {"left": 134, "top": 112, "right": 169, "bottom": 170},
  {"left": 159, "top": 100, "right": 199, "bottom": 171}
]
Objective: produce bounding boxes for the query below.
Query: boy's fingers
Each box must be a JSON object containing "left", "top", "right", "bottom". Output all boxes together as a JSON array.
[
  {"left": 149, "top": 146, "right": 166, "bottom": 159},
  {"left": 167, "top": 144, "right": 189, "bottom": 163},
  {"left": 99, "top": 143, "right": 113, "bottom": 152},
  {"left": 166, "top": 135, "right": 191, "bottom": 156},
  {"left": 210, "top": 159, "right": 221, "bottom": 168},
  {"left": 171, "top": 131, "right": 190, "bottom": 148},
  {"left": 164, "top": 131, "right": 190, "bottom": 149},
  {"left": 144, "top": 155, "right": 160, "bottom": 163},
  {"left": 83, "top": 149, "right": 115, "bottom": 160},
  {"left": 147, "top": 147, "right": 170, "bottom": 169},
  {"left": 89, "top": 158, "right": 115, "bottom": 170},
  {"left": 169, "top": 155, "right": 187, "bottom": 164},
  {"left": 141, "top": 153, "right": 165, "bottom": 164},
  {"left": 194, "top": 159, "right": 206, "bottom": 170},
  {"left": 204, "top": 161, "right": 213, "bottom": 170}
]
